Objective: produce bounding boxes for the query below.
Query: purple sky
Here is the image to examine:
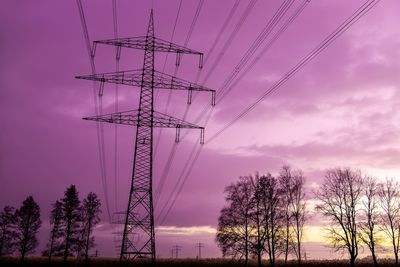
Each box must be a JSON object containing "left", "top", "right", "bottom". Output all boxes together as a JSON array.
[{"left": 1, "top": 0, "right": 400, "bottom": 259}]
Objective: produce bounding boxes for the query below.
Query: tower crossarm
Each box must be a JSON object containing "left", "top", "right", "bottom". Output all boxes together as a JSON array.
[
  {"left": 83, "top": 110, "right": 205, "bottom": 143},
  {"left": 76, "top": 69, "right": 213, "bottom": 92},
  {"left": 76, "top": 69, "right": 216, "bottom": 105},
  {"left": 94, "top": 36, "right": 202, "bottom": 55},
  {"left": 83, "top": 109, "right": 203, "bottom": 129},
  {"left": 92, "top": 35, "right": 204, "bottom": 68}
]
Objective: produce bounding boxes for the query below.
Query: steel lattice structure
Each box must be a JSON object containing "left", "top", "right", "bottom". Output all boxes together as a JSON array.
[{"left": 77, "top": 11, "right": 215, "bottom": 261}]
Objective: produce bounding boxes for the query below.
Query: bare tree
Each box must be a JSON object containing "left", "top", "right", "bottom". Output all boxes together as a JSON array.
[
  {"left": 15, "top": 196, "right": 42, "bottom": 261},
  {"left": 216, "top": 207, "right": 245, "bottom": 259},
  {"left": 358, "top": 176, "right": 381, "bottom": 267},
  {"left": 290, "top": 169, "right": 307, "bottom": 266},
  {"left": 0, "top": 206, "right": 17, "bottom": 257},
  {"left": 279, "top": 166, "right": 295, "bottom": 265},
  {"left": 259, "top": 174, "right": 283, "bottom": 267},
  {"left": 315, "top": 168, "right": 363, "bottom": 267},
  {"left": 216, "top": 176, "right": 254, "bottom": 266},
  {"left": 277, "top": 166, "right": 307, "bottom": 266},
  {"left": 217, "top": 169, "right": 306, "bottom": 267},
  {"left": 379, "top": 178, "right": 400, "bottom": 265},
  {"left": 250, "top": 173, "right": 267, "bottom": 267}
]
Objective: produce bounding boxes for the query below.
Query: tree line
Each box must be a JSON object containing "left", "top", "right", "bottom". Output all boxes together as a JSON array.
[
  {"left": 216, "top": 166, "right": 400, "bottom": 267},
  {"left": 0, "top": 184, "right": 101, "bottom": 263},
  {"left": 216, "top": 166, "right": 306, "bottom": 267}
]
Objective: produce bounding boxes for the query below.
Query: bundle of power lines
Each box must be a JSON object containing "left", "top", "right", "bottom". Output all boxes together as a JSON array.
[{"left": 76, "top": 0, "right": 381, "bottom": 232}]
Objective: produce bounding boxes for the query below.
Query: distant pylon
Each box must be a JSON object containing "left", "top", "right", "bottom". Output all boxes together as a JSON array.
[
  {"left": 77, "top": 10, "right": 215, "bottom": 261},
  {"left": 196, "top": 242, "right": 204, "bottom": 259},
  {"left": 173, "top": 245, "right": 181, "bottom": 258}
]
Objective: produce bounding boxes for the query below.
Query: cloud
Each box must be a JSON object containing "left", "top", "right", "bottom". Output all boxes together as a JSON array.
[{"left": 157, "top": 226, "right": 216, "bottom": 236}]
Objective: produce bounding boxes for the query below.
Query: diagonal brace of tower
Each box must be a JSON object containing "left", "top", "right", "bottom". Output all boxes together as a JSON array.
[{"left": 76, "top": 10, "right": 215, "bottom": 261}]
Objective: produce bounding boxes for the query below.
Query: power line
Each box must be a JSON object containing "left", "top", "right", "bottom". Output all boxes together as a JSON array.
[
  {"left": 191, "top": 0, "right": 308, "bottom": 127},
  {"left": 179, "top": 1, "right": 381, "bottom": 208},
  {"left": 154, "top": 143, "right": 178, "bottom": 206},
  {"left": 159, "top": 0, "right": 381, "bottom": 224},
  {"left": 200, "top": 0, "right": 258, "bottom": 86},
  {"left": 157, "top": 0, "right": 259, "bottom": 216},
  {"left": 216, "top": 0, "right": 310, "bottom": 104},
  {"left": 202, "top": 0, "right": 240, "bottom": 66},
  {"left": 217, "top": 0, "right": 296, "bottom": 98},
  {"left": 184, "top": 0, "right": 204, "bottom": 46},
  {"left": 159, "top": 0, "right": 291, "bottom": 222},
  {"left": 154, "top": 0, "right": 205, "bottom": 205},
  {"left": 154, "top": 0, "right": 183, "bottom": 156},
  {"left": 98, "top": 92, "right": 111, "bottom": 221},
  {"left": 207, "top": 0, "right": 381, "bottom": 143},
  {"left": 111, "top": 0, "right": 121, "bottom": 256},
  {"left": 159, "top": 1, "right": 304, "bottom": 220},
  {"left": 112, "top": 0, "right": 120, "bottom": 214},
  {"left": 154, "top": 0, "right": 183, "bottom": 102},
  {"left": 157, "top": 137, "right": 200, "bottom": 221},
  {"left": 159, "top": 137, "right": 202, "bottom": 225},
  {"left": 158, "top": 109, "right": 213, "bottom": 224},
  {"left": 166, "top": 0, "right": 243, "bottom": 138},
  {"left": 76, "top": 0, "right": 112, "bottom": 222}
]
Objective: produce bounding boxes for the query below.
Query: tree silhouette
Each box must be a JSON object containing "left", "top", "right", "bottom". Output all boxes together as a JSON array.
[
  {"left": 359, "top": 176, "right": 381, "bottom": 267},
  {"left": 43, "top": 200, "right": 64, "bottom": 262},
  {"left": 278, "top": 166, "right": 307, "bottom": 266},
  {"left": 279, "top": 167, "right": 295, "bottom": 265},
  {"left": 257, "top": 174, "right": 283, "bottom": 267},
  {"left": 78, "top": 192, "right": 101, "bottom": 261},
  {"left": 379, "top": 178, "right": 400, "bottom": 265},
  {"left": 0, "top": 206, "right": 17, "bottom": 257},
  {"left": 289, "top": 169, "right": 307, "bottom": 266},
  {"left": 249, "top": 173, "right": 266, "bottom": 267},
  {"left": 61, "top": 185, "right": 81, "bottom": 263},
  {"left": 216, "top": 168, "right": 307, "bottom": 267},
  {"left": 315, "top": 168, "right": 363, "bottom": 267},
  {"left": 216, "top": 176, "right": 254, "bottom": 266},
  {"left": 15, "top": 196, "right": 42, "bottom": 261}
]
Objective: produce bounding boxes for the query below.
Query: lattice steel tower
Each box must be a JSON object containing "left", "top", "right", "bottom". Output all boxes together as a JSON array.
[{"left": 76, "top": 11, "right": 215, "bottom": 261}]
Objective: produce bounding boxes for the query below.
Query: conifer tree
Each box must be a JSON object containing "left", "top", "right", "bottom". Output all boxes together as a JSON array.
[{"left": 15, "top": 196, "right": 42, "bottom": 261}]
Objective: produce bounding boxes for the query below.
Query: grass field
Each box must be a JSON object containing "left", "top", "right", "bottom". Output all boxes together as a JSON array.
[{"left": 0, "top": 257, "right": 398, "bottom": 267}]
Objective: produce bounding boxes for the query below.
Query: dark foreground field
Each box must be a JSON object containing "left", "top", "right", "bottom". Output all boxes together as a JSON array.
[{"left": 0, "top": 258, "right": 398, "bottom": 267}]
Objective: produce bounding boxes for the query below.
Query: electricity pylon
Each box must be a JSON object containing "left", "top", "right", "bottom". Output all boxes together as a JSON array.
[
  {"left": 172, "top": 245, "right": 181, "bottom": 258},
  {"left": 76, "top": 10, "right": 215, "bottom": 261},
  {"left": 196, "top": 242, "right": 204, "bottom": 259}
]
